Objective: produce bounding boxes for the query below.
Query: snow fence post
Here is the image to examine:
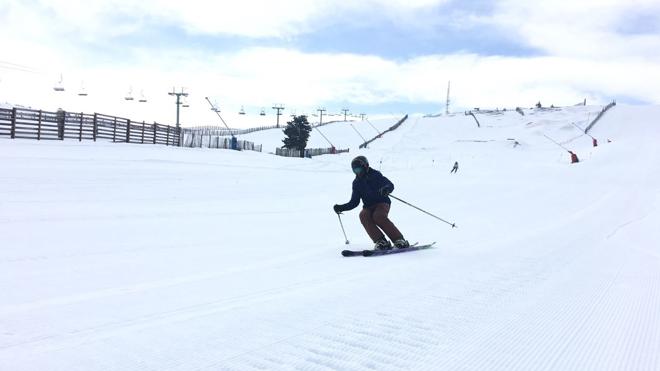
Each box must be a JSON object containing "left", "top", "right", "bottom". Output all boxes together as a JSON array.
[
  {"left": 112, "top": 117, "right": 117, "bottom": 142},
  {"left": 37, "top": 110, "right": 43, "bottom": 140},
  {"left": 56, "top": 109, "right": 65, "bottom": 140},
  {"left": 92, "top": 113, "right": 98, "bottom": 142},
  {"left": 126, "top": 119, "right": 131, "bottom": 143},
  {"left": 78, "top": 112, "right": 83, "bottom": 141},
  {"left": 10, "top": 107, "right": 16, "bottom": 139}
]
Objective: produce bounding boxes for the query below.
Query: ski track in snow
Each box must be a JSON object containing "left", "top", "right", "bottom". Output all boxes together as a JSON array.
[{"left": 1, "top": 106, "right": 660, "bottom": 370}]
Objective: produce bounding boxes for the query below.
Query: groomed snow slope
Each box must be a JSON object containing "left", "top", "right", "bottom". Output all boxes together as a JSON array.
[{"left": 1, "top": 105, "right": 659, "bottom": 371}]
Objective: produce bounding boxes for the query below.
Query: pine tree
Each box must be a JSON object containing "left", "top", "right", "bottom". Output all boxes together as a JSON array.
[{"left": 282, "top": 115, "right": 312, "bottom": 157}]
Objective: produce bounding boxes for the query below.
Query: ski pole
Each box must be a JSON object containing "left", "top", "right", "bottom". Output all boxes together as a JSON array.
[
  {"left": 390, "top": 194, "right": 457, "bottom": 228},
  {"left": 337, "top": 214, "right": 350, "bottom": 244}
]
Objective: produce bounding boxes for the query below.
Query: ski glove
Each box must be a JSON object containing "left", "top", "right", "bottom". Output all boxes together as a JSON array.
[
  {"left": 333, "top": 204, "right": 344, "bottom": 214},
  {"left": 379, "top": 186, "right": 392, "bottom": 196}
]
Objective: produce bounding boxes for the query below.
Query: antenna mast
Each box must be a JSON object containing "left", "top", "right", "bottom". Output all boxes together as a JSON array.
[{"left": 446, "top": 80, "right": 451, "bottom": 115}]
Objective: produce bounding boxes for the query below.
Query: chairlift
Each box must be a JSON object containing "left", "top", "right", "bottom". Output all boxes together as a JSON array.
[
  {"left": 239, "top": 106, "right": 246, "bottom": 115},
  {"left": 77, "top": 81, "right": 88, "bottom": 96},
  {"left": 124, "top": 86, "right": 134, "bottom": 101},
  {"left": 259, "top": 108, "right": 266, "bottom": 116},
  {"left": 138, "top": 90, "right": 147, "bottom": 103},
  {"left": 53, "top": 74, "right": 65, "bottom": 92},
  {"left": 182, "top": 99, "right": 190, "bottom": 108}
]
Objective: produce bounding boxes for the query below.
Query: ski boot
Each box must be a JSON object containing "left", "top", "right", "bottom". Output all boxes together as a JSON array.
[
  {"left": 374, "top": 237, "right": 393, "bottom": 250},
  {"left": 394, "top": 238, "right": 410, "bottom": 249}
]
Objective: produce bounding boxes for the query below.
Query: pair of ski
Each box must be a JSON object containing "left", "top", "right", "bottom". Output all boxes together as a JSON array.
[{"left": 341, "top": 242, "right": 436, "bottom": 257}]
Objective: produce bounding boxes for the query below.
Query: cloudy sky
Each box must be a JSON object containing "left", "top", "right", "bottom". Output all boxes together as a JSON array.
[{"left": 1, "top": 0, "right": 658, "bottom": 127}]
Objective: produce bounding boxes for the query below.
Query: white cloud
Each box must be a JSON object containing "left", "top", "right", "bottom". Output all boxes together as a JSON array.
[
  {"left": 1, "top": 0, "right": 658, "bottom": 128},
  {"left": 9, "top": 0, "right": 450, "bottom": 40},
  {"left": 488, "top": 0, "right": 660, "bottom": 60}
]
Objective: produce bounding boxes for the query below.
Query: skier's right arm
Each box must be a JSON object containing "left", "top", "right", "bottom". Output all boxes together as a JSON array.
[{"left": 335, "top": 186, "right": 360, "bottom": 213}]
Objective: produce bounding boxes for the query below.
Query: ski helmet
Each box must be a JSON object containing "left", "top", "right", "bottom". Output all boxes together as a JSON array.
[{"left": 351, "top": 156, "right": 369, "bottom": 175}]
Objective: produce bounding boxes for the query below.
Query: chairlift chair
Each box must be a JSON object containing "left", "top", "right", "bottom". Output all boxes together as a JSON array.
[
  {"left": 138, "top": 90, "right": 147, "bottom": 103},
  {"left": 124, "top": 87, "right": 134, "bottom": 101},
  {"left": 77, "top": 81, "right": 88, "bottom": 96},
  {"left": 53, "top": 74, "right": 65, "bottom": 92},
  {"left": 260, "top": 109, "right": 266, "bottom": 116}
]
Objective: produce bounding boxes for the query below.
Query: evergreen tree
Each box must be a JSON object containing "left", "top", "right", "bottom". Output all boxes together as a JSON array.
[{"left": 282, "top": 115, "right": 312, "bottom": 157}]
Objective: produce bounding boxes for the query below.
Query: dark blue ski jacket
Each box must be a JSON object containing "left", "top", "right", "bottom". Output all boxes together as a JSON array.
[{"left": 337, "top": 169, "right": 394, "bottom": 211}]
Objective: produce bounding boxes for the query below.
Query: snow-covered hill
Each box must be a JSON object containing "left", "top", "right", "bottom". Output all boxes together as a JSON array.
[
  {"left": 238, "top": 115, "right": 403, "bottom": 153},
  {"left": 1, "top": 104, "right": 658, "bottom": 371}
]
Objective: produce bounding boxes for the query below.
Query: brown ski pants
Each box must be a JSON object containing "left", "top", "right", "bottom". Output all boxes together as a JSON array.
[{"left": 359, "top": 203, "right": 404, "bottom": 242}]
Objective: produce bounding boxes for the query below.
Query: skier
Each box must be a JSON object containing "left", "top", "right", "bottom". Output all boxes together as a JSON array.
[
  {"left": 450, "top": 161, "right": 459, "bottom": 174},
  {"left": 333, "top": 156, "right": 409, "bottom": 250}
]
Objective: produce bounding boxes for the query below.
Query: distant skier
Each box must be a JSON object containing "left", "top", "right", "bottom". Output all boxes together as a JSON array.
[
  {"left": 333, "top": 156, "right": 409, "bottom": 250},
  {"left": 450, "top": 161, "right": 459, "bottom": 174}
]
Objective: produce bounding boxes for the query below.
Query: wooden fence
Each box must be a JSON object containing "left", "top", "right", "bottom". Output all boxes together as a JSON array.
[
  {"left": 183, "top": 125, "right": 279, "bottom": 137},
  {"left": 0, "top": 107, "right": 181, "bottom": 146},
  {"left": 359, "top": 114, "right": 408, "bottom": 149},
  {"left": 185, "top": 119, "right": 351, "bottom": 138},
  {"left": 181, "top": 131, "right": 262, "bottom": 152},
  {"left": 585, "top": 101, "right": 616, "bottom": 134},
  {"left": 276, "top": 147, "right": 349, "bottom": 158}
]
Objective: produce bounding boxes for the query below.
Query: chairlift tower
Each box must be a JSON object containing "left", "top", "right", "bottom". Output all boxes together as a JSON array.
[
  {"left": 341, "top": 108, "right": 349, "bottom": 121},
  {"left": 272, "top": 104, "right": 285, "bottom": 128},
  {"left": 317, "top": 107, "right": 326, "bottom": 126},
  {"left": 168, "top": 87, "right": 189, "bottom": 129},
  {"left": 360, "top": 113, "right": 366, "bottom": 121}
]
